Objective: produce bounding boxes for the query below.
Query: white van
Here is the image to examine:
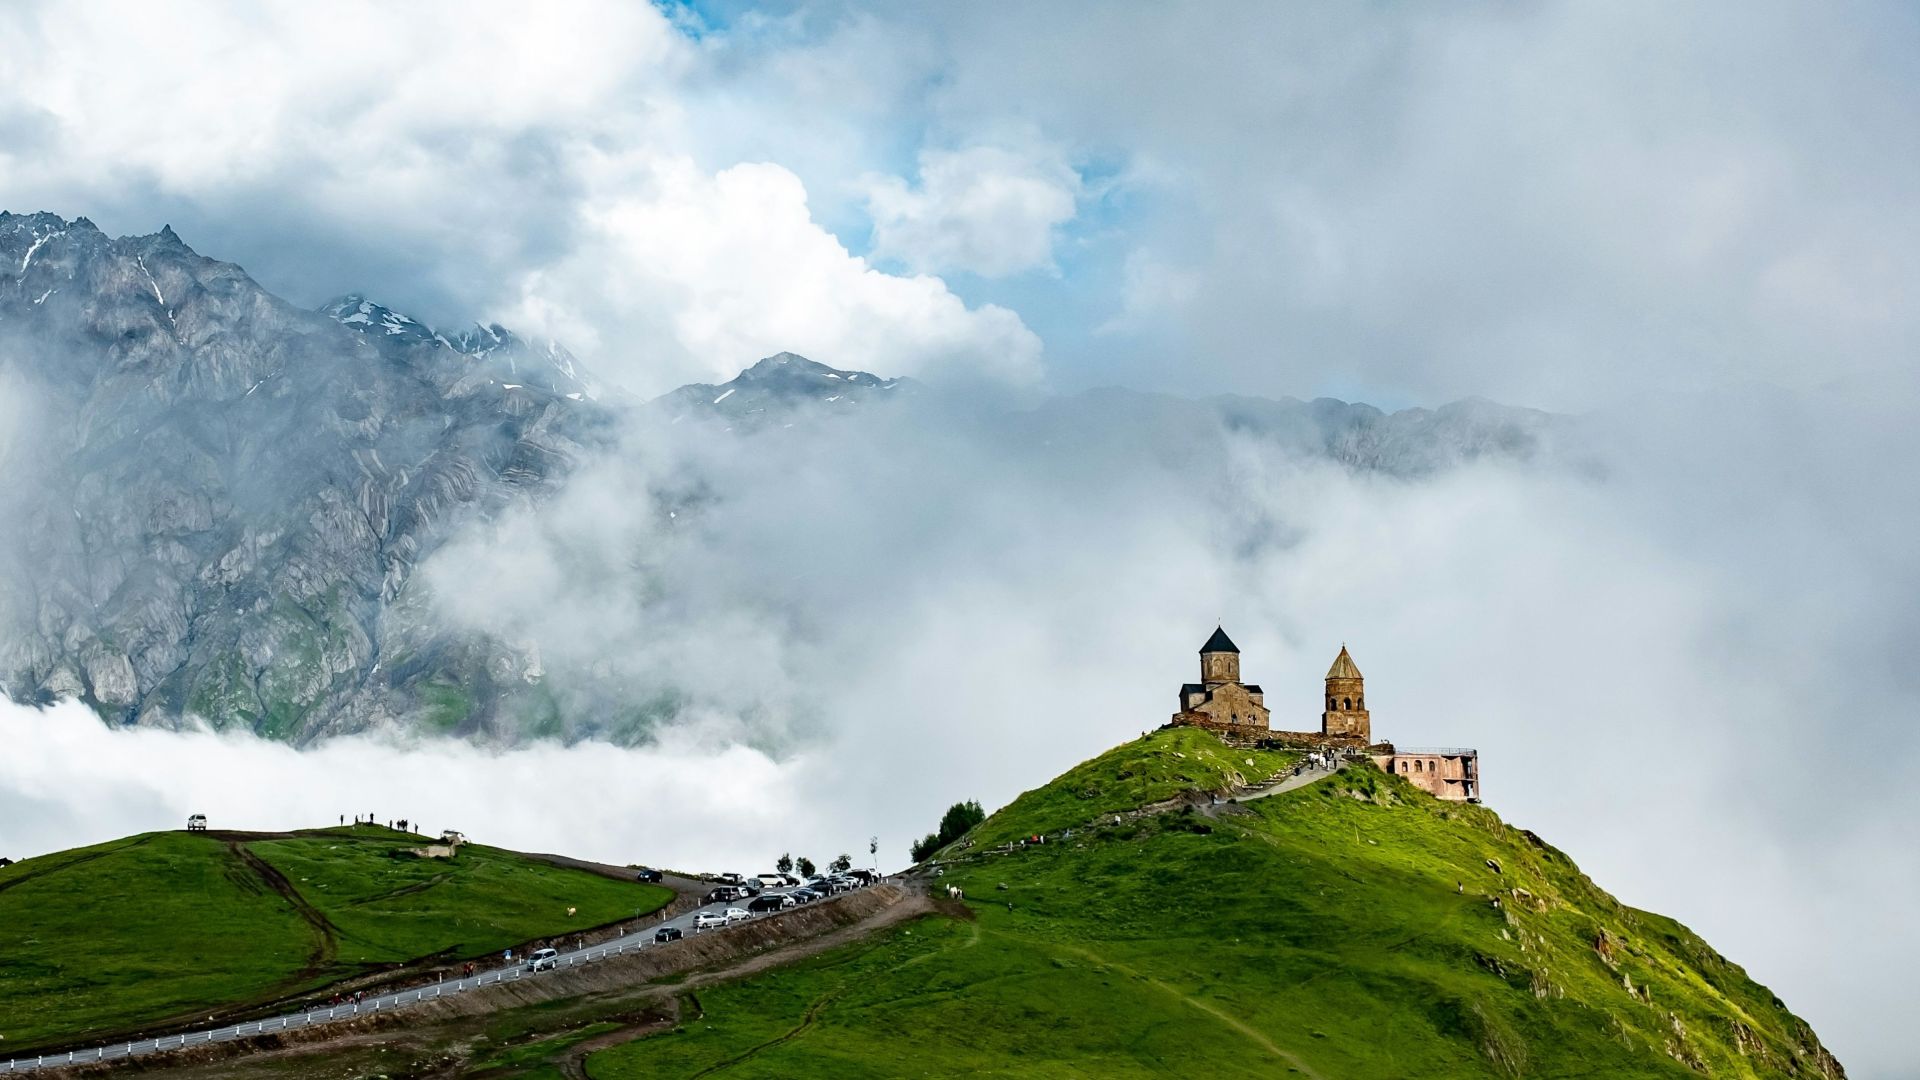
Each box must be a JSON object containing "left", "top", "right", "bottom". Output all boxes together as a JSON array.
[
  {"left": 755, "top": 873, "right": 786, "bottom": 889},
  {"left": 526, "top": 947, "right": 559, "bottom": 972}
]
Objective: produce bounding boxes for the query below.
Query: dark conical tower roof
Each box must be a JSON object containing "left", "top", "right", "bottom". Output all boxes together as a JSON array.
[{"left": 1199, "top": 626, "right": 1240, "bottom": 654}]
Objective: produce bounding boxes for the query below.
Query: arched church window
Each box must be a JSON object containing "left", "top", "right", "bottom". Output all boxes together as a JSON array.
[
  {"left": 1414, "top": 759, "right": 1423, "bottom": 773},
  {"left": 1358, "top": 697, "right": 1364, "bottom": 709},
  {"left": 1343, "top": 697, "right": 1352, "bottom": 710},
  {"left": 1328, "top": 698, "right": 1336, "bottom": 711}
]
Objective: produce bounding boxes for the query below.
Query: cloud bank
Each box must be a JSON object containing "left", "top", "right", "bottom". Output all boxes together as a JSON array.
[
  {"left": 0, "top": 698, "right": 818, "bottom": 875},
  {"left": 9, "top": 2, "right": 1918, "bottom": 407}
]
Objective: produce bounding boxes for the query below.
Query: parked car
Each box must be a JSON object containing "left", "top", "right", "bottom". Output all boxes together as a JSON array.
[
  {"left": 723, "top": 907, "right": 751, "bottom": 924},
  {"left": 634, "top": 867, "right": 664, "bottom": 883},
  {"left": 716, "top": 872, "right": 746, "bottom": 886},
  {"left": 526, "top": 947, "right": 559, "bottom": 972},
  {"left": 779, "top": 873, "right": 802, "bottom": 886},
  {"left": 655, "top": 925, "right": 683, "bottom": 943},
  {"left": 789, "top": 888, "right": 822, "bottom": 904},
  {"left": 755, "top": 873, "right": 787, "bottom": 889},
  {"left": 693, "top": 911, "right": 727, "bottom": 931},
  {"left": 704, "top": 886, "right": 747, "bottom": 904},
  {"left": 847, "top": 869, "right": 878, "bottom": 885},
  {"left": 748, "top": 893, "right": 791, "bottom": 913}
]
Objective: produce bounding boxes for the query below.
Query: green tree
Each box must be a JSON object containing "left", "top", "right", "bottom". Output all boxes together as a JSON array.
[
  {"left": 939, "top": 800, "right": 986, "bottom": 841},
  {"left": 796, "top": 856, "right": 816, "bottom": 878},
  {"left": 831, "top": 853, "right": 852, "bottom": 873},
  {"left": 776, "top": 852, "right": 793, "bottom": 874},
  {"left": 910, "top": 800, "right": 986, "bottom": 863}
]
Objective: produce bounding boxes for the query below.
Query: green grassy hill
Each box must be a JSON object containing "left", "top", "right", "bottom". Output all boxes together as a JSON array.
[
  {"left": 0, "top": 826, "right": 672, "bottom": 1052},
  {"left": 585, "top": 730, "right": 1841, "bottom": 1079}
]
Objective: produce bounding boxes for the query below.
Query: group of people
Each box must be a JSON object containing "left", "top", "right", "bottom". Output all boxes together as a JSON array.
[
  {"left": 1293, "top": 748, "right": 1343, "bottom": 777},
  {"left": 339, "top": 813, "right": 411, "bottom": 831}
]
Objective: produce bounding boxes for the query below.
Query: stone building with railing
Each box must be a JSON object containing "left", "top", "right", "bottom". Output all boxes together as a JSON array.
[{"left": 1372, "top": 746, "right": 1480, "bottom": 802}]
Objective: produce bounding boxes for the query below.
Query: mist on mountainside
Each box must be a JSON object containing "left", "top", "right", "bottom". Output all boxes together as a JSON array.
[{"left": 0, "top": 213, "right": 1559, "bottom": 746}]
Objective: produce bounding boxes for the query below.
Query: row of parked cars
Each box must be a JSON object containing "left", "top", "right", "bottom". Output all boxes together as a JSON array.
[
  {"left": 518, "top": 868, "right": 887, "bottom": 959},
  {"left": 662, "top": 869, "right": 881, "bottom": 938}
]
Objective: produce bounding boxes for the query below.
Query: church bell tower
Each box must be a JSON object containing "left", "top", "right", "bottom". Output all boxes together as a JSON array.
[
  {"left": 1199, "top": 625, "right": 1241, "bottom": 686},
  {"left": 1322, "top": 645, "right": 1370, "bottom": 741}
]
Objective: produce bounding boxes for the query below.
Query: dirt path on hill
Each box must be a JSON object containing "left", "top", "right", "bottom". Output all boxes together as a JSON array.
[
  {"left": 639, "top": 892, "right": 957, "bottom": 1080},
  {"left": 229, "top": 841, "right": 340, "bottom": 973},
  {"left": 549, "top": 1000, "right": 682, "bottom": 1080},
  {"left": 551, "top": 886, "right": 940, "bottom": 1078},
  {"left": 1048, "top": 938, "right": 1326, "bottom": 1080}
]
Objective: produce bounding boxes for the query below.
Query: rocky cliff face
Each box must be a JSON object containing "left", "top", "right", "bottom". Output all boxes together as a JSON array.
[
  {"left": 0, "top": 213, "right": 1562, "bottom": 743},
  {"left": 0, "top": 211, "right": 605, "bottom": 740}
]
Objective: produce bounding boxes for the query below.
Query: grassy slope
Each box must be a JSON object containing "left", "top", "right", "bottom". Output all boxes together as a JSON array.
[
  {"left": 589, "top": 731, "right": 1839, "bottom": 1080},
  {"left": 0, "top": 827, "right": 671, "bottom": 1052},
  {"left": 968, "top": 726, "right": 1297, "bottom": 849}
]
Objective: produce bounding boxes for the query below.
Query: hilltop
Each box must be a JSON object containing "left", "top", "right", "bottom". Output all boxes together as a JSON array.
[
  {"left": 0, "top": 825, "right": 672, "bottom": 1054},
  {"left": 14, "top": 730, "right": 1841, "bottom": 1079},
  {"left": 581, "top": 729, "right": 1839, "bottom": 1079}
]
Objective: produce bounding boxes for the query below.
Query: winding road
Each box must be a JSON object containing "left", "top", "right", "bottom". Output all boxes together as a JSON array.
[{"left": 0, "top": 877, "right": 884, "bottom": 1075}]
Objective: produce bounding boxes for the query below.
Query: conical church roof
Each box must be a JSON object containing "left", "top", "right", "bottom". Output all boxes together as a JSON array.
[
  {"left": 1326, "top": 645, "right": 1362, "bottom": 680},
  {"left": 1199, "top": 626, "right": 1240, "bottom": 654}
]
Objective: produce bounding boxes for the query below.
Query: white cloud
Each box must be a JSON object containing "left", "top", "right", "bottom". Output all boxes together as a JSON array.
[
  {"left": 1099, "top": 247, "right": 1201, "bottom": 333},
  {"left": 0, "top": 698, "right": 828, "bottom": 875},
  {"left": 0, "top": 0, "right": 1042, "bottom": 394},
  {"left": 500, "top": 153, "right": 1042, "bottom": 389},
  {"left": 864, "top": 144, "right": 1081, "bottom": 277}
]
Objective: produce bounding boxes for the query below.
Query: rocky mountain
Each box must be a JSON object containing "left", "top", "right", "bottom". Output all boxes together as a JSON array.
[
  {"left": 0, "top": 213, "right": 1564, "bottom": 743},
  {"left": 0, "top": 211, "right": 606, "bottom": 740},
  {"left": 320, "top": 294, "right": 599, "bottom": 401},
  {"left": 652, "top": 351, "right": 912, "bottom": 429},
  {"left": 1009, "top": 387, "right": 1559, "bottom": 478}
]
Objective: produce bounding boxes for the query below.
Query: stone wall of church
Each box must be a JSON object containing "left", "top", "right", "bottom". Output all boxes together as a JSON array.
[
  {"left": 1190, "top": 682, "right": 1268, "bottom": 728},
  {"left": 1202, "top": 652, "right": 1240, "bottom": 684},
  {"left": 1169, "top": 712, "right": 1269, "bottom": 740}
]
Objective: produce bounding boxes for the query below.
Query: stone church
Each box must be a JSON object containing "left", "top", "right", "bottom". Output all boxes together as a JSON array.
[
  {"left": 1172, "top": 626, "right": 1270, "bottom": 734},
  {"left": 1168, "top": 627, "right": 1480, "bottom": 802}
]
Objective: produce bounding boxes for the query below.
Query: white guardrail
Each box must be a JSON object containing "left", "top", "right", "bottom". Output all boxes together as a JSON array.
[{"left": 0, "top": 894, "right": 836, "bottom": 1074}]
